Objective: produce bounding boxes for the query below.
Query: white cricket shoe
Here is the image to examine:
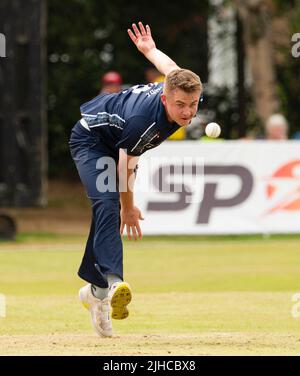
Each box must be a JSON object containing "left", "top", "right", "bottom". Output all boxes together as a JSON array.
[
  {"left": 79, "top": 284, "right": 113, "bottom": 337},
  {"left": 108, "top": 281, "right": 132, "bottom": 320}
]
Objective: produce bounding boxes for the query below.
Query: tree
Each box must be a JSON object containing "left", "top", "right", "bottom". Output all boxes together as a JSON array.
[
  {"left": 234, "top": 0, "right": 300, "bottom": 136},
  {"left": 235, "top": 0, "right": 279, "bottom": 125}
]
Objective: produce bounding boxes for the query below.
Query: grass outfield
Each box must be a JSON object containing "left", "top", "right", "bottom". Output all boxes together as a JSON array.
[{"left": 1, "top": 233, "right": 300, "bottom": 355}]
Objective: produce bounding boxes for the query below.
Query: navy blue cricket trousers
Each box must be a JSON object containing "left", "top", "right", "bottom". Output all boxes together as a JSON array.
[{"left": 69, "top": 121, "right": 123, "bottom": 288}]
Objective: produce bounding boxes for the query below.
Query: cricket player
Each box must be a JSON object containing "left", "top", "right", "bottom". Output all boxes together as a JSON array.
[{"left": 69, "top": 22, "right": 203, "bottom": 337}]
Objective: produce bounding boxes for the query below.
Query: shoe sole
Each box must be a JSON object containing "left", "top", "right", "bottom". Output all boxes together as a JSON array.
[{"left": 110, "top": 282, "right": 132, "bottom": 320}]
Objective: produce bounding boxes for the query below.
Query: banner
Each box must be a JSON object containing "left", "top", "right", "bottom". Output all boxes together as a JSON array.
[{"left": 134, "top": 141, "right": 300, "bottom": 234}]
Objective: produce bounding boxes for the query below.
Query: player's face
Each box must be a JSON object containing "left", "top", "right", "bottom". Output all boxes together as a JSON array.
[{"left": 161, "top": 89, "right": 201, "bottom": 126}]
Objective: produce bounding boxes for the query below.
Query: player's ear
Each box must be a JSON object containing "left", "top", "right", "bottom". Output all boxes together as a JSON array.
[{"left": 160, "top": 93, "right": 167, "bottom": 106}]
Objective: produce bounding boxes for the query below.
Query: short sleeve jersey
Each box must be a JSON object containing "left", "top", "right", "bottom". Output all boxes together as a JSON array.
[{"left": 80, "top": 82, "right": 180, "bottom": 156}]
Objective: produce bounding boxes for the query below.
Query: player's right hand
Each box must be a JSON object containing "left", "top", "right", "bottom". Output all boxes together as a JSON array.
[
  {"left": 120, "top": 205, "right": 144, "bottom": 241},
  {"left": 127, "top": 22, "right": 156, "bottom": 55}
]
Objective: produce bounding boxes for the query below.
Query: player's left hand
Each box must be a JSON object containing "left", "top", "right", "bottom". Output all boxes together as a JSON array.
[
  {"left": 127, "top": 22, "right": 156, "bottom": 55},
  {"left": 120, "top": 205, "right": 144, "bottom": 241}
]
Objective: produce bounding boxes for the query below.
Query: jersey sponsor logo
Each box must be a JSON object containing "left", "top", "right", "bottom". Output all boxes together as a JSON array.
[
  {"left": 126, "top": 82, "right": 161, "bottom": 96},
  {"left": 146, "top": 86, "right": 162, "bottom": 97}
]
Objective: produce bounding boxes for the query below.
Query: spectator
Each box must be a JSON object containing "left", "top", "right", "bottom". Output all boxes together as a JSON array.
[
  {"left": 100, "top": 71, "right": 122, "bottom": 93},
  {"left": 264, "top": 114, "right": 289, "bottom": 140}
]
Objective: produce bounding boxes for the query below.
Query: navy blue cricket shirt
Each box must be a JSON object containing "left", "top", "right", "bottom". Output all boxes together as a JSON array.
[{"left": 80, "top": 82, "right": 180, "bottom": 157}]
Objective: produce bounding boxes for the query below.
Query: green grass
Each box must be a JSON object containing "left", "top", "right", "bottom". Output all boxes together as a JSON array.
[{"left": 1, "top": 234, "right": 300, "bottom": 355}]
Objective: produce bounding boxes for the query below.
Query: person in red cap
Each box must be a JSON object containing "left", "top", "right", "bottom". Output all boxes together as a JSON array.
[{"left": 101, "top": 71, "right": 122, "bottom": 94}]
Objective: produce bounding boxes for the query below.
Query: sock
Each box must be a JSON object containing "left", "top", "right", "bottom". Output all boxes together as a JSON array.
[
  {"left": 91, "top": 284, "right": 108, "bottom": 300},
  {"left": 107, "top": 274, "right": 122, "bottom": 289}
]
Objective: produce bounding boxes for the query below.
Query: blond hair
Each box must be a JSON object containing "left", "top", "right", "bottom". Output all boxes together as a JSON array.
[{"left": 164, "top": 69, "right": 202, "bottom": 94}]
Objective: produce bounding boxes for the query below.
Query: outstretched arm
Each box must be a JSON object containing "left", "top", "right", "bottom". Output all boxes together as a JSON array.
[{"left": 127, "top": 22, "right": 180, "bottom": 77}]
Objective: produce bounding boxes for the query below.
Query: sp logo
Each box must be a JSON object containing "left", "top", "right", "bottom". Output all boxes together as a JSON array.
[{"left": 147, "top": 164, "right": 254, "bottom": 223}]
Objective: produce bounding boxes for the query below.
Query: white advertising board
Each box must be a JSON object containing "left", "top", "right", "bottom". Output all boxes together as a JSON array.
[{"left": 134, "top": 141, "right": 300, "bottom": 234}]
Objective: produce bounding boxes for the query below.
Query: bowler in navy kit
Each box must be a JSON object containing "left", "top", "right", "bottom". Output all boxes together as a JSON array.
[{"left": 69, "top": 22, "right": 203, "bottom": 337}]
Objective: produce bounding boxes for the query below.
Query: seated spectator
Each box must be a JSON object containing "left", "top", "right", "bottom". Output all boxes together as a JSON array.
[{"left": 264, "top": 114, "right": 289, "bottom": 140}]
